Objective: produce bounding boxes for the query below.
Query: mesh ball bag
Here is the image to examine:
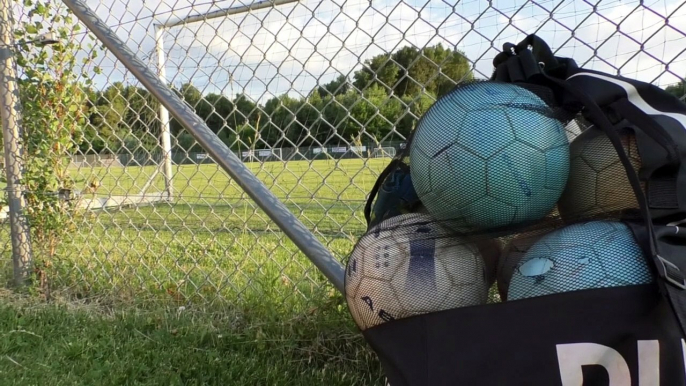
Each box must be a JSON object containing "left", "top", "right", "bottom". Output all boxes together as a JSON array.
[{"left": 344, "top": 71, "right": 686, "bottom": 385}]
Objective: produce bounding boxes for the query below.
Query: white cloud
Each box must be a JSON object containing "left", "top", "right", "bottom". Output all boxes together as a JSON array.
[
  {"left": 13, "top": 0, "right": 686, "bottom": 103},
  {"left": 481, "top": 0, "right": 686, "bottom": 86}
]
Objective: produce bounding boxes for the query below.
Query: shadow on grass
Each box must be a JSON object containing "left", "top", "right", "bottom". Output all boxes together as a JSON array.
[
  {"left": 0, "top": 290, "right": 385, "bottom": 386},
  {"left": 101, "top": 199, "right": 370, "bottom": 239}
]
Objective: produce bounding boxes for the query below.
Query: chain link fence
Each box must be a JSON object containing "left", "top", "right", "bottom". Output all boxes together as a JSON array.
[{"left": 1, "top": 0, "right": 685, "bottom": 317}]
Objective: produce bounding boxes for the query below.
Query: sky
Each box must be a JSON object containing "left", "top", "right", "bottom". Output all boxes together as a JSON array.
[{"left": 17, "top": 0, "right": 686, "bottom": 104}]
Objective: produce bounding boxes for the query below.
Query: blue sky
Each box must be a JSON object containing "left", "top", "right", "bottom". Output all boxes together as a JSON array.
[{"left": 30, "top": 0, "right": 686, "bottom": 104}]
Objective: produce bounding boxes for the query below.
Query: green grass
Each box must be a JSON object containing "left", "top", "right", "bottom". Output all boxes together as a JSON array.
[
  {"left": 0, "top": 158, "right": 389, "bottom": 385},
  {"left": 74, "top": 158, "right": 387, "bottom": 205},
  {"left": 0, "top": 291, "right": 383, "bottom": 386}
]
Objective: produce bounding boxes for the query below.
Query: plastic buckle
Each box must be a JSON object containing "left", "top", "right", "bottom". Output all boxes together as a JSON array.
[{"left": 657, "top": 254, "right": 686, "bottom": 290}]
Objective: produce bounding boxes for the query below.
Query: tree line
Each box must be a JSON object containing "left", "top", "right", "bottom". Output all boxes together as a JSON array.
[
  {"left": 76, "top": 43, "right": 472, "bottom": 154},
  {"left": 10, "top": 41, "right": 686, "bottom": 157}
]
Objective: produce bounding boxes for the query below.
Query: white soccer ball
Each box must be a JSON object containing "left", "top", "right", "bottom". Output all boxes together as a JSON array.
[
  {"left": 557, "top": 128, "right": 643, "bottom": 222},
  {"left": 344, "top": 213, "right": 489, "bottom": 330}
]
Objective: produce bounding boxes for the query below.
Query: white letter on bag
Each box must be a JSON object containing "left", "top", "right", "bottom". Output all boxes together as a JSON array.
[
  {"left": 557, "top": 343, "right": 631, "bottom": 386},
  {"left": 637, "top": 340, "right": 659, "bottom": 386}
]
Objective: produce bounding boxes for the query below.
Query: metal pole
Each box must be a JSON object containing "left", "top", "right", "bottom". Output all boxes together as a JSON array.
[
  {"left": 61, "top": 0, "right": 346, "bottom": 293},
  {"left": 0, "top": 0, "right": 33, "bottom": 287},
  {"left": 155, "top": 25, "right": 174, "bottom": 200},
  {"left": 161, "top": 0, "right": 300, "bottom": 28}
]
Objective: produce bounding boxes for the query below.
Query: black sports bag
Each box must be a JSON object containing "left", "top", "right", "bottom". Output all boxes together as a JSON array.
[{"left": 352, "top": 34, "right": 686, "bottom": 386}]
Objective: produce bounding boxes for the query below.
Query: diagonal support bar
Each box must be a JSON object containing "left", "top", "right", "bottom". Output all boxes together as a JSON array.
[{"left": 61, "top": 0, "right": 345, "bottom": 293}]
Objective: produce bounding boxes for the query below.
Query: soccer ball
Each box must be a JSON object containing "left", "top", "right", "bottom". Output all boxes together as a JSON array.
[
  {"left": 495, "top": 230, "right": 547, "bottom": 300},
  {"left": 416, "top": 200, "right": 500, "bottom": 287},
  {"left": 409, "top": 81, "right": 570, "bottom": 232},
  {"left": 344, "top": 213, "right": 489, "bottom": 330},
  {"left": 557, "top": 128, "right": 643, "bottom": 222},
  {"left": 507, "top": 221, "right": 653, "bottom": 300}
]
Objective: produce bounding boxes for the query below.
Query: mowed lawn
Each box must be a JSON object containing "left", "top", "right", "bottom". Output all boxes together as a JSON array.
[
  {"left": 75, "top": 157, "right": 387, "bottom": 205},
  {"left": 0, "top": 158, "right": 390, "bottom": 385}
]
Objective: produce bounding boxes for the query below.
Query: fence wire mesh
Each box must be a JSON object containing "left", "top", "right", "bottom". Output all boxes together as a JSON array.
[{"left": 1, "top": 0, "right": 686, "bottom": 317}]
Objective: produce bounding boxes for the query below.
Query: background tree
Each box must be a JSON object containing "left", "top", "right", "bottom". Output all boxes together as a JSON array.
[
  {"left": 353, "top": 43, "right": 472, "bottom": 98},
  {"left": 318, "top": 74, "right": 350, "bottom": 97},
  {"left": 666, "top": 79, "right": 686, "bottom": 99},
  {"left": 78, "top": 42, "right": 474, "bottom": 153},
  {"left": 353, "top": 53, "right": 399, "bottom": 93}
]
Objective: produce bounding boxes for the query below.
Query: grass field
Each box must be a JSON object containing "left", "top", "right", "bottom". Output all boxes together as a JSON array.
[{"left": 0, "top": 158, "right": 390, "bottom": 385}]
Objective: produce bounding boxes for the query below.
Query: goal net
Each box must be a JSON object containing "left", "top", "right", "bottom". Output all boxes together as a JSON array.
[
  {"left": 240, "top": 148, "right": 283, "bottom": 163},
  {"left": 370, "top": 147, "right": 397, "bottom": 159}
]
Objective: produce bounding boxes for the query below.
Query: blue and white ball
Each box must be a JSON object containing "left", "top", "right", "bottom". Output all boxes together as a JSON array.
[
  {"left": 507, "top": 221, "right": 654, "bottom": 300},
  {"left": 409, "top": 82, "right": 569, "bottom": 232},
  {"left": 345, "top": 213, "right": 489, "bottom": 330}
]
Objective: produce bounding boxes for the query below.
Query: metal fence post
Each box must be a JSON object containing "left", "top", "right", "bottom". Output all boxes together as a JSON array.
[{"left": 0, "top": 0, "right": 33, "bottom": 287}]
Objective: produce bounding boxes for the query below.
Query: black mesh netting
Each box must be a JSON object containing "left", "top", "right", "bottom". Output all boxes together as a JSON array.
[{"left": 345, "top": 80, "right": 655, "bottom": 330}]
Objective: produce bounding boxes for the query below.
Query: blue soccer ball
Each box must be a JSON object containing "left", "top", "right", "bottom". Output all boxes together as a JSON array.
[
  {"left": 409, "top": 82, "right": 569, "bottom": 232},
  {"left": 507, "top": 221, "right": 654, "bottom": 300}
]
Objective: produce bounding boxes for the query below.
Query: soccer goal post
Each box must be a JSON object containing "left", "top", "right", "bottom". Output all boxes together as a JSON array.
[
  {"left": 151, "top": 0, "right": 298, "bottom": 193},
  {"left": 61, "top": 0, "right": 345, "bottom": 293},
  {"left": 370, "top": 147, "right": 397, "bottom": 159},
  {"left": 240, "top": 148, "right": 282, "bottom": 162}
]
